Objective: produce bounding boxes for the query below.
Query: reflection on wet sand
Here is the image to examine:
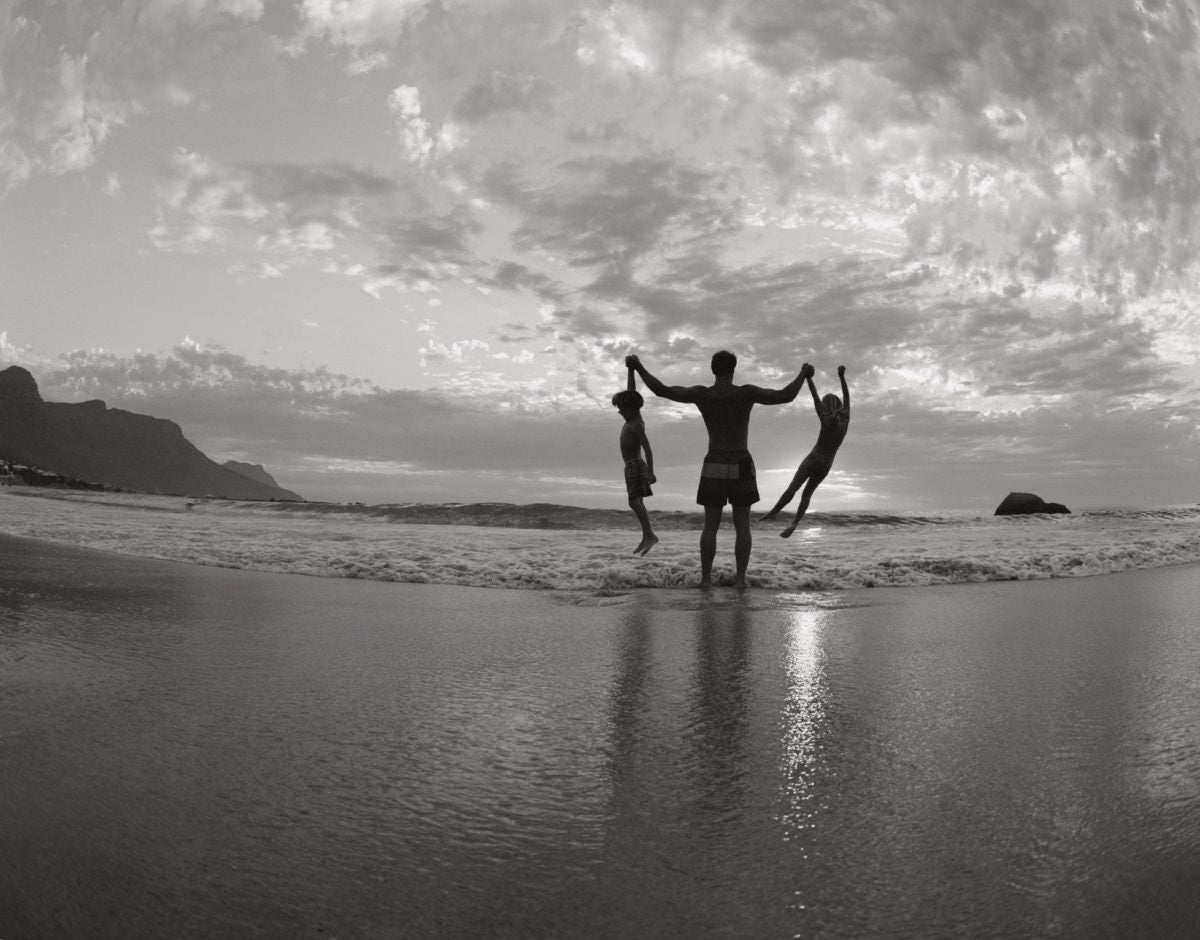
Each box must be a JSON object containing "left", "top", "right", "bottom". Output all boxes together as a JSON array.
[
  {"left": 778, "top": 608, "right": 831, "bottom": 845},
  {"left": 4, "top": 535, "right": 1199, "bottom": 937}
]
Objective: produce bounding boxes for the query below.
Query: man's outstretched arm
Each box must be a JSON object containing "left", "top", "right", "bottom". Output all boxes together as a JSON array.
[
  {"left": 748, "top": 363, "right": 814, "bottom": 405},
  {"left": 625, "top": 355, "right": 702, "bottom": 403}
]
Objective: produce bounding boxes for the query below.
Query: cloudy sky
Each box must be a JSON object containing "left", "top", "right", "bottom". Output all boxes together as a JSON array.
[{"left": 3, "top": 0, "right": 1199, "bottom": 512}]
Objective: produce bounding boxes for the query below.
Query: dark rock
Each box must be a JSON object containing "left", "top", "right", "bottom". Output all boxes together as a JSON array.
[
  {"left": 0, "top": 365, "right": 301, "bottom": 500},
  {"left": 994, "top": 491, "right": 1071, "bottom": 515},
  {"left": 0, "top": 365, "right": 42, "bottom": 415},
  {"left": 223, "top": 460, "right": 283, "bottom": 489}
]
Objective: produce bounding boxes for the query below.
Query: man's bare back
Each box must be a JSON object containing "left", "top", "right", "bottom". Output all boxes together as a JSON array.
[{"left": 693, "top": 386, "right": 756, "bottom": 453}]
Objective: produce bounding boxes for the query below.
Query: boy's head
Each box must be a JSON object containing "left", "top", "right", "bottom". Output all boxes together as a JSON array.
[
  {"left": 711, "top": 349, "right": 737, "bottom": 377},
  {"left": 612, "top": 389, "right": 644, "bottom": 415}
]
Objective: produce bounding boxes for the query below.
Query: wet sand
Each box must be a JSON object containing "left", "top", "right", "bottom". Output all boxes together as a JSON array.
[{"left": 3, "top": 533, "right": 1199, "bottom": 938}]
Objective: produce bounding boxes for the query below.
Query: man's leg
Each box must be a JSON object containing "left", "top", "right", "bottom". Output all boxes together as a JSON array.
[
  {"left": 700, "top": 504, "right": 722, "bottom": 587},
  {"left": 732, "top": 503, "right": 752, "bottom": 587}
]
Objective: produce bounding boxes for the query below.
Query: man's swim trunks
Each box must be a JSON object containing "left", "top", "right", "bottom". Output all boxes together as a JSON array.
[
  {"left": 696, "top": 450, "right": 759, "bottom": 506},
  {"left": 624, "top": 457, "right": 653, "bottom": 498}
]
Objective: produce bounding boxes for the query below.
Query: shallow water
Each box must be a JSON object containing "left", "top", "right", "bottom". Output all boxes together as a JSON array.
[
  {"left": 4, "top": 488, "right": 1200, "bottom": 591},
  {"left": 3, "top": 535, "right": 1199, "bottom": 937}
]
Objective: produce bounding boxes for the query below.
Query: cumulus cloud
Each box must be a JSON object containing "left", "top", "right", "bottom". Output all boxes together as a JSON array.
[
  {"left": 0, "top": 0, "right": 273, "bottom": 185},
  {"left": 720, "top": 0, "right": 1200, "bottom": 295},
  {"left": 8, "top": 0, "right": 1200, "bottom": 508},
  {"left": 20, "top": 340, "right": 1196, "bottom": 510},
  {"left": 30, "top": 344, "right": 628, "bottom": 502},
  {"left": 405, "top": 2, "right": 1200, "bottom": 321},
  {"left": 148, "top": 147, "right": 486, "bottom": 293},
  {"left": 41, "top": 53, "right": 129, "bottom": 173},
  {"left": 389, "top": 85, "right": 435, "bottom": 162},
  {"left": 298, "top": 0, "right": 431, "bottom": 47}
]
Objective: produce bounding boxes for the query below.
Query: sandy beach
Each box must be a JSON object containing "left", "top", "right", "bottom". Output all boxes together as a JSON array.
[{"left": 3, "top": 532, "right": 1199, "bottom": 938}]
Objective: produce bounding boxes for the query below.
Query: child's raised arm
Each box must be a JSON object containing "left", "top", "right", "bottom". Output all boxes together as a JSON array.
[
  {"left": 807, "top": 373, "right": 823, "bottom": 416},
  {"left": 627, "top": 364, "right": 636, "bottom": 393},
  {"left": 838, "top": 365, "right": 850, "bottom": 411}
]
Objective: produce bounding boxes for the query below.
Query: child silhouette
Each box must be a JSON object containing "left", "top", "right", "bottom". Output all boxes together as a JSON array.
[{"left": 761, "top": 365, "right": 850, "bottom": 537}]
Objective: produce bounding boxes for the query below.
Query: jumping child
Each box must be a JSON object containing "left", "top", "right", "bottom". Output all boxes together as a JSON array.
[
  {"left": 612, "top": 367, "right": 658, "bottom": 556},
  {"left": 761, "top": 365, "right": 850, "bottom": 538}
]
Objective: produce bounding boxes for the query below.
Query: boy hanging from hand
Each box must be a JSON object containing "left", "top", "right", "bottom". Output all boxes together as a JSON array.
[{"left": 612, "top": 364, "right": 659, "bottom": 556}]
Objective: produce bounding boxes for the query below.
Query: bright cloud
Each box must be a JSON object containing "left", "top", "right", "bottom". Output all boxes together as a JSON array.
[{"left": 4, "top": 0, "right": 1200, "bottom": 508}]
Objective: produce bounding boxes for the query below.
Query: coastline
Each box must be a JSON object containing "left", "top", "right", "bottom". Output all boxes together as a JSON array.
[
  {"left": 3, "top": 486, "right": 1200, "bottom": 592},
  {"left": 4, "top": 525, "right": 1200, "bottom": 599}
]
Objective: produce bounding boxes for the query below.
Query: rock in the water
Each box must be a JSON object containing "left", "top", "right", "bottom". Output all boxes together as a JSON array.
[{"left": 994, "top": 491, "right": 1070, "bottom": 515}]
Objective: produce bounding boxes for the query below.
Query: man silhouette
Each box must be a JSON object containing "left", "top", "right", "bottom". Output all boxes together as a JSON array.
[{"left": 625, "top": 351, "right": 813, "bottom": 588}]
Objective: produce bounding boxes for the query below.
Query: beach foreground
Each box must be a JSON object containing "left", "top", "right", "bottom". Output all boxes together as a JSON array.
[{"left": 3, "top": 534, "right": 1199, "bottom": 937}]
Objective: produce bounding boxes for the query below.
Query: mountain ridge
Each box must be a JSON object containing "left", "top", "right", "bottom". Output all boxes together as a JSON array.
[{"left": 0, "top": 365, "right": 301, "bottom": 500}]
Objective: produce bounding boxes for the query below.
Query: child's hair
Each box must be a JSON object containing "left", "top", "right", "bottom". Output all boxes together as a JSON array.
[
  {"left": 612, "top": 389, "right": 644, "bottom": 410},
  {"left": 821, "top": 393, "right": 843, "bottom": 413}
]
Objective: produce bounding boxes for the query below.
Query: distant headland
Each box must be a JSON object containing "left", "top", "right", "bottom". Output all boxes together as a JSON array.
[{"left": 0, "top": 365, "right": 301, "bottom": 501}]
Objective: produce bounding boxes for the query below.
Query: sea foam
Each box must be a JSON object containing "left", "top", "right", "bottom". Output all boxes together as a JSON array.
[{"left": 2, "top": 488, "right": 1199, "bottom": 592}]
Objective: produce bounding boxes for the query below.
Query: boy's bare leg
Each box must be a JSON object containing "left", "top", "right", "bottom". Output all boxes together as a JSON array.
[
  {"left": 732, "top": 504, "right": 752, "bottom": 588},
  {"left": 630, "top": 498, "right": 658, "bottom": 555},
  {"left": 699, "top": 504, "right": 722, "bottom": 587}
]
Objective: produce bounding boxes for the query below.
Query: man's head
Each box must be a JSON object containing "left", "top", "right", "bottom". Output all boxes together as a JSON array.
[
  {"left": 612, "top": 389, "right": 644, "bottom": 416},
  {"left": 711, "top": 350, "right": 737, "bottom": 377}
]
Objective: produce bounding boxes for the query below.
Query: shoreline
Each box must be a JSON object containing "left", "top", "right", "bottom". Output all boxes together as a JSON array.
[
  {"left": 4, "top": 528, "right": 1200, "bottom": 604},
  {"left": 4, "top": 486, "right": 1200, "bottom": 592}
]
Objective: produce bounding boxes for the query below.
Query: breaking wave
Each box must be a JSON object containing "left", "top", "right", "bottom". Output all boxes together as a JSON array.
[{"left": 2, "top": 489, "right": 1199, "bottom": 593}]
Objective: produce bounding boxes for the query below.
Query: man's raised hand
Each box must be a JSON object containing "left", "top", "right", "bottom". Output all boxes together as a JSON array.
[
  {"left": 625, "top": 354, "right": 641, "bottom": 370},
  {"left": 800, "top": 363, "right": 815, "bottom": 380}
]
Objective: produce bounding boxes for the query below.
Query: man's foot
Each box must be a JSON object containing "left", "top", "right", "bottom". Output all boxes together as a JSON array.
[
  {"left": 780, "top": 524, "right": 797, "bottom": 538},
  {"left": 634, "top": 535, "right": 659, "bottom": 556},
  {"left": 734, "top": 577, "right": 749, "bottom": 590},
  {"left": 699, "top": 577, "right": 712, "bottom": 590}
]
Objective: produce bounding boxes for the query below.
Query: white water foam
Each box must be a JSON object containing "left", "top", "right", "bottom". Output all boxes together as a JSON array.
[{"left": 3, "top": 488, "right": 1199, "bottom": 592}]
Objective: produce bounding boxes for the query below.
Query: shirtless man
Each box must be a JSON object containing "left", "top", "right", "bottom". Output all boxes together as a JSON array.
[{"left": 625, "top": 351, "right": 813, "bottom": 588}]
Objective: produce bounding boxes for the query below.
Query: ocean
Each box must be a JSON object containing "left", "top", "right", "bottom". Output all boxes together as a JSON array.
[{"left": 3, "top": 486, "right": 1199, "bottom": 591}]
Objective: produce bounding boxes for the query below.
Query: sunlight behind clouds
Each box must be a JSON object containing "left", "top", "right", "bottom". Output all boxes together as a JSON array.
[{"left": 5, "top": 0, "right": 1200, "bottom": 508}]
